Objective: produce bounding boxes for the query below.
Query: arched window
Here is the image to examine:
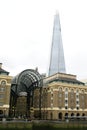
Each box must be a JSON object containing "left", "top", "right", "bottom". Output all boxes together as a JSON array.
[
  {"left": 76, "top": 89, "right": 79, "bottom": 93},
  {"left": 59, "top": 87, "right": 62, "bottom": 91},
  {"left": 71, "top": 89, "right": 74, "bottom": 98},
  {"left": 1, "top": 80, "right": 6, "bottom": 86},
  {"left": 65, "top": 88, "right": 68, "bottom": 92},
  {"left": 58, "top": 87, "right": 62, "bottom": 98}
]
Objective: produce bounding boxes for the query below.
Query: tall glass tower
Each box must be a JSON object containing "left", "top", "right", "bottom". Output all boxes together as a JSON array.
[{"left": 48, "top": 13, "right": 66, "bottom": 76}]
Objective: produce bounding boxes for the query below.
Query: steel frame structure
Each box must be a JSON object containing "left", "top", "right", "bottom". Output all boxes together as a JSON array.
[{"left": 9, "top": 69, "right": 43, "bottom": 118}]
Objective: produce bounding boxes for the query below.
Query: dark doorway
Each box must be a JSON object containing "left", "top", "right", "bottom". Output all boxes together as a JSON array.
[
  {"left": 50, "top": 112, "right": 53, "bottom": 120},
  {"left": 71, "top": 113, "right": 74, "bottom": 119},
  {"left": 58, "top": 112, "right": 62, "bottom": 120},
  {"left": 82, "top": 113, "right": 85, "bottom": 120},
  {"left": 76, "top": 113, "right": 80, "bottom": 119},
  {"left": 82, "top": 113, "right": 85, "bottom": 116}
]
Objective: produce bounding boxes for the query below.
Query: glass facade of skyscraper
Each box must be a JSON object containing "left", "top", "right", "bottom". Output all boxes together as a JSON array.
[{"left": 48, "top": 13, "right": 66, "bottom": 76}]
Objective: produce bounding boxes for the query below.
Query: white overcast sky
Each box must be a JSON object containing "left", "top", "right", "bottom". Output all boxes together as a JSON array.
[{"left": 0, "top": 0, "right": 87, "bottom": 80}]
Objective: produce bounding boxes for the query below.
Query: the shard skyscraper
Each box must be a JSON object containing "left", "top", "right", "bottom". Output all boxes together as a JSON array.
[{"left": 48, "top": 13, "right": 66, "bottom": 76}]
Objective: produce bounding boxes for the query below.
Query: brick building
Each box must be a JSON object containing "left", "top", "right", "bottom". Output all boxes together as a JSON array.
[
  {"left": 0, "top": 63, "right": 12, "bottom": 117},
  {"left": 34, "top": 73, "right": 87, "bottom": 120}
]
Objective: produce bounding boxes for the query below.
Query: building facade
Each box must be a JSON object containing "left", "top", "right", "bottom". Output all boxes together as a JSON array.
[
  {"left": 34, "top": 73, "right": 87, "bottom": 120},
  {"left": 0, "top": 63, "right": 12, "bottom": 117},
  {"left": 0, "top": 63, "right": 87, "bottom": 120}
]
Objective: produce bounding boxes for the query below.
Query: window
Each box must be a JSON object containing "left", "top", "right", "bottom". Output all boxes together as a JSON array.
[
  {"left": 51, "top": 103, "right": 53, "bottom": 108},
  {"left": 65, "top": 106, "right": 68, "bottom": 109},
  {"left": 51, "top": 93, "right": 53, "bottom": 97},
  {"left": 76, "top": 101, "right": 79, "bottom": 104},
  {"left": 0, "top": 87, "right": 5, "bottom": 92},
  {"left": 77, "top": 107, "right": 79, "bottom": 110},
  {"left": 65, "top": 93, "right": 68, "bottom": 98},
  {"left": 51, "top": 97, "right": 53, "bottom": 100},
  {"left": 65, "top": 88, "right": 68, "bottom": 92},
  {"left": 1, "top": 80, "right": 6, "bottom": 86},
  {"left": 76, "top": 89, "right": 79, "bottom": 92},
  {"left": 76, "top": 95, "right": 79, "bottom": 98},
  {"left": 51, "top": 99, "right": 53, "bottom": 103},
  {"left": 65, "top": 100, "right": 68, "bottom": 104}
]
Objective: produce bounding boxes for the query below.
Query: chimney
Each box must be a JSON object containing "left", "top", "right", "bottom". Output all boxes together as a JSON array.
[{"left": 0, "top": 63, "right": 2, "bottom": 68}]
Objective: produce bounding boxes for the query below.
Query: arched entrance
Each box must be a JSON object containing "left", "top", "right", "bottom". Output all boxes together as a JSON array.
[
  {"left": 71, "top": 113, "right": 74, "bottom": 116},
  {"left": 58, "top": 112, "right": 62, "bottom": 120},
  {"left": 9, "top": 69, "right": 43, "bottom": 118},
  {"left": 76, "top": 113, "right": 80, "bottom": 119},
  {"left": 71, "top": 113, "right": 74, "bottom": 119},
  {"left": 82, "top": 113, "right": 85, "bottom": 116},
  {"left": 65, "top": 113, "right": 68, "bottom": 119},
  {"left": 82, "top": 113, "right": 85, "bottom": 120}
]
